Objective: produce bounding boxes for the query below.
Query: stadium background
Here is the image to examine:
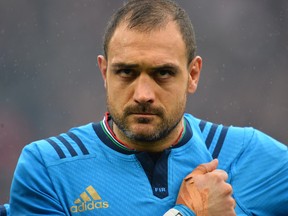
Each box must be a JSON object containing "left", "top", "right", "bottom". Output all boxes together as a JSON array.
[{"left": 1, "top": 0, "right": 287, "bottom": 204}]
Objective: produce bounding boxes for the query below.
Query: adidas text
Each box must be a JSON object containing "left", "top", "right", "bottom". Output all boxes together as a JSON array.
[{"left": 70, "top": 201, "right": 109, "bottom": 213}]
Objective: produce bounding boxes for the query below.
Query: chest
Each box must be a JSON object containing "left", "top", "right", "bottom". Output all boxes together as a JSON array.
[{"left": 48, "top": 151, "right": 211, "bottom": 215}]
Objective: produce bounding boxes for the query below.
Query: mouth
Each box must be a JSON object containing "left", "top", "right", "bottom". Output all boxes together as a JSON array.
[
  {"left": 131, "top": 113, "right": 156, "bottom": 124},
  {"left": 124, "top": 104, "right": 163, "bottom": 118},
  {"left": 130, "top": 113, "right": 157, "bottom": 117}
]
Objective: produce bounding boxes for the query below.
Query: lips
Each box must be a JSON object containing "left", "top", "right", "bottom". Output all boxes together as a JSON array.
[
  {"left": 127, "top": 111, "right": 160, "bottom": 118},
  {"left": 132, "top": 114, "right": 155, "bottom": 124},
  {"left": 131, "top": 112, "right": 156, "bottom": 115}
]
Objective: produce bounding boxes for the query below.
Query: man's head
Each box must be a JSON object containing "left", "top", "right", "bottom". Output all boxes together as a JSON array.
[
  {"left": 98, "top": 0, "right": 202, "bottom": 151},
  {"left": 103, "top": 0, "right": 197, "bottom": 65}
]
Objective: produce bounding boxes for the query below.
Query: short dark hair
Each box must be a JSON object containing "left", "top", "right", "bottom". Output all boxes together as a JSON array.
[{"left": 103, "top": 0, "right": 197, "bottom": 64}]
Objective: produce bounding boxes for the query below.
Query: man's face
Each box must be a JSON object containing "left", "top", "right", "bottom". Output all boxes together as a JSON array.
[{"left": 98, "top": 21, "right": 201, "bottom": 144}]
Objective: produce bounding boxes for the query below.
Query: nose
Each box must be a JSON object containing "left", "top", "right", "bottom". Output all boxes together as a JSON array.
[{"left": 133, "top": 74, "right": 155, "bottom": 104}]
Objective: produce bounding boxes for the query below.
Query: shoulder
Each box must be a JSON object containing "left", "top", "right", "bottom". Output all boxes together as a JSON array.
[
  {"left": 22, "top": 123, "right": 99, "bottom": 167},
  {"left": 229, "top": 129, "right": 288, "bottom": 214},
  {"left": 184, "top": 113, "right": 256, "bottom": 169}
]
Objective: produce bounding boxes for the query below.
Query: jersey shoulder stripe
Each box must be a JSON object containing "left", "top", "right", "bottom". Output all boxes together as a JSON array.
[
  {"left": 186, "top": 114, "right": 250, "bottom": 171},
  {"left": 46, "top": 138, "right": 66, "bottom": 159},
  {"left": 205, "top": 123, "right": 219, "bottom": 149},
  {"left": 198, "top": 120, "right": 229, "bottom": 159},
  {"left": 56, "top": 135, "right": 78, "bottom": 157},
  {"left": 45, "top": 132, "right": 90, "bottom": 160},
  {"left": 67, "top": 131, "right": 89, "bottom": 155},
  {"left": 212, "top": 126, "right": 229, "bottom": 159},
  {"left": 26, "top": 124, "right": 94, "bottom": 166},
  {"left": 197, "top": 118, "right": 257, "bottom": 170}
]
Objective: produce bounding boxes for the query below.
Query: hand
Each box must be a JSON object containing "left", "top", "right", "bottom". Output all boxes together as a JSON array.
[{"left": 176, "top": 159, "right": 236, "bottom": 216}]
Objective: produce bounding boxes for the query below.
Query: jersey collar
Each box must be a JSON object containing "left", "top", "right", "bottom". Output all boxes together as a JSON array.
[{"left": 92, "top": 112, "right": 193, "bottom": 155}]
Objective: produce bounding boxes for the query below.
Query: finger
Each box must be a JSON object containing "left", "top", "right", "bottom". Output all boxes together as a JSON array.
[
  {"left": 212, "top": 169, "right": 229, "bottom": 181},
  {"left": 192, "top": 159, "right": 219, "bottom": 175},
  {"left": 185, "top": 159, "right": 219, "bottom": 180},
  {"left": 233, "top": 197, "right": 236, "bottom": 209}
]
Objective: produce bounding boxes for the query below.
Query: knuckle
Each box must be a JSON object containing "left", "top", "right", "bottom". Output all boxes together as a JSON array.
[
  {"left": 228, "top": 197, "right": 235, "bottom": 207},
  {"left": 208, "top": 171, "right": 226, "bottom": 182},
  {"left": 226, "top": 182, "right": 233, "bottom": 191},
  {"left": 223, "top": 183, "right": 233, "bottom": 195},
  {"left": 224, "top": 198, "right": 236, "bottom": 215}
]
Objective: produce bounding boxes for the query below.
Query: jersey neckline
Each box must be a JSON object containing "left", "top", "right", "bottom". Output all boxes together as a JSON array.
[{"left": 92, "top": 113, "right": 193, "bottom": 155}]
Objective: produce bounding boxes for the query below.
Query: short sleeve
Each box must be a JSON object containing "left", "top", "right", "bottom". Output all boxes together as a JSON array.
[{"left": 9, "top": 143, "right": 66, "bottom": 215}]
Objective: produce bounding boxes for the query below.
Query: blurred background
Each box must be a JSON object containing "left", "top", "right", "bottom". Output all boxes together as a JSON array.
[{"left": 0, "top": 0, "right": 287, "bottom": 204}]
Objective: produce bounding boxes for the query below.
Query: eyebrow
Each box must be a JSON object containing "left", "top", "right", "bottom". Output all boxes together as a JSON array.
[
  {"left": 110, "top": 62, "right": 180, "bottom": 71},
  {"left": 110, "top": 63, "right": 139, "bottom": 69}
]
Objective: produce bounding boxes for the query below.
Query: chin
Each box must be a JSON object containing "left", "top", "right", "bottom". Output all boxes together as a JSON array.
[{"left": 126, "top": 125, "right": 164, "bottom": 142}]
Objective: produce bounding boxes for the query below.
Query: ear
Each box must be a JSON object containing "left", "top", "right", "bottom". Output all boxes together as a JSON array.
[
  {"left": 187, "top": 56, "right": 202, "bottom": 93},
  {"left": 97, "top": 55, "right": 108, "bottom": 88}
]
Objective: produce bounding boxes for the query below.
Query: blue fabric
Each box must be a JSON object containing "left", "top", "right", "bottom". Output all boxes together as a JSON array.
[
  {"left": 0, "top": 204, "right": 9, "bottom": 216},
  {"left": 0, "top": 205, "right": 6, "bottom": 216},
  {"left": 9, "top": 113, "right": 288, "bottom": 215}
]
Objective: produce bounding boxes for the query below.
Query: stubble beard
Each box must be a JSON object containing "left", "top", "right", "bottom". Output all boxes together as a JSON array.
[{"left": 107, "top": 99, "right": 185, "bottom": 143}]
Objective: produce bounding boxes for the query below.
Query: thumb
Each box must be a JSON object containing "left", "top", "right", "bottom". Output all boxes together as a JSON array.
[{"left": 185, "top": 159, "right": 218, "bottom": 180}]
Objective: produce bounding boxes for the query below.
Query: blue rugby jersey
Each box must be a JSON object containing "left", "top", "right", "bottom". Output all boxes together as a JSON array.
[{"left": 9, "top": 113, "right": 288, "bottom": 215}]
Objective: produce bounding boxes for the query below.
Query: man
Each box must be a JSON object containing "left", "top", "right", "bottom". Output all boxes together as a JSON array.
[{"left": 9, "top": 0, "right": 288, "bottom": 215}]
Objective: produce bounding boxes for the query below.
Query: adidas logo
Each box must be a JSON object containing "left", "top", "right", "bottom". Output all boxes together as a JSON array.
[{"left": 70, "top": 185, "right": 109, "bottom": 213}]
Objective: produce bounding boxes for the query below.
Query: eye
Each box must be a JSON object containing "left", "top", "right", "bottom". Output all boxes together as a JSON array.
[
  {"left": 155, "top": 69, "right": 175, "bottom": 79},
  {"left": 115, "top": 69, "right": 135, "bottom": 78}
]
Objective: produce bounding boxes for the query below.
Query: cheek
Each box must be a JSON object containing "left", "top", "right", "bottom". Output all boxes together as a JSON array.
[
  {"left": 168, "top": 81, "right": 189, "bottom": 99},
  {"left": 161, "top": 88, "right": 187, "bottom": 108},
  {"left": 106, "top": 84, "right": 131, "bottom": 106}
]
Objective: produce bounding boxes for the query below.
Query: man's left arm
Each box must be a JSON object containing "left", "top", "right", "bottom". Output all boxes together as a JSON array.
[{"left": 230, "top": 128, "right": 288, "bottom": 215}]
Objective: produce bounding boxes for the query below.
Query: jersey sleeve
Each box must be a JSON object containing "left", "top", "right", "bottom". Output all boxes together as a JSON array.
[
  {"left": 9, "top": 143, "right": 66, "bottom": 215},
  {"left": 231, "top": 128, "right": 288, "bottom": 215}
]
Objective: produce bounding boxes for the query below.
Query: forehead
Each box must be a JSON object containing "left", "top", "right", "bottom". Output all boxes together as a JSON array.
[{"left": 107, "top": 21, "right": 187, "bottom": 66}]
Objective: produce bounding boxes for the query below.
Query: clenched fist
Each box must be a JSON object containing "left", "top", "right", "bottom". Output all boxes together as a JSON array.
[{"left": 176, "top": 159, "right": 236, "bottom": 216}]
